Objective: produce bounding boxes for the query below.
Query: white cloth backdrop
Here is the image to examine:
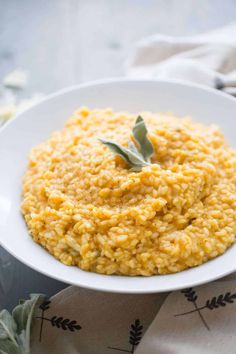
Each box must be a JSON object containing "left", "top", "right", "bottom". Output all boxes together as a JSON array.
[
  {"left": 126, "top": 23, "right": 236, "bottom": 95},
  {"left": 32, "top": 24, "right": 236, "bottom": 354}
]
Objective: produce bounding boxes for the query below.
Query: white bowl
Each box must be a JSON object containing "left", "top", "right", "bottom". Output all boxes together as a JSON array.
[{"left": 1, "top": 78, "right": 236, "bottom": 294}]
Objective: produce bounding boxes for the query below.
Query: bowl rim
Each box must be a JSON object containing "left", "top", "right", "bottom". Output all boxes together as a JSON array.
[{"left": 1, "top": 76, "right": 236, "bottom": 134}]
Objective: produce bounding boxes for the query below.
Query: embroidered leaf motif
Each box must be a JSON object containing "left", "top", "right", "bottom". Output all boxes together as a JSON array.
[
  {"left": 50, "top": 316, "right": 81, "bottom": 332},
  {"left": 206, "top": 292, "right": 236, "bottom": 310},
  {"left": 181, "top": 288, "right": 198, "bottom": 302},
  {"left": 108, "top": 318, "right": 143, "bottom": 353},
  {"left": 129, "top": 319, "right": 143, "bottom": 346},
  {"left": 175, "top": 289, "right": 236, "bottom": 333},
  {"left": 39, "top": 301, "right": 51, "bottom": 312}
]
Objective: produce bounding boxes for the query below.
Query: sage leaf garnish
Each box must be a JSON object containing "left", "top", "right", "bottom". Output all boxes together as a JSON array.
[
  {"left": 132, "top": 116, "right": 154, "bottom": 163},
  {"left": 99, "top": 116, "right": 154, "bottom": 171},
  {"left": 0, "top": 294, "right": 46, "bottom": 354},
  {"left": 128, "top": 140, "right": 141, "bottom": 155}
]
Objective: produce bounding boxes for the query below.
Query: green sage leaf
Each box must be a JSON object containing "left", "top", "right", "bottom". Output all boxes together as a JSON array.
[
  {"left": 0, "top": 310, "right": 17, "bottom": 346},
  {"left": 99, "top": 138, "right": 150, "bottom": 171},
  {"left": 12, "top": 294, "right": 46, "bottom": 354},
  {"left": 0, "top": 339, "right": 22, "bottom": 354},
  {"left": 0, "top": 294, "right": 46, "bottom": 354},
  {"left": 99, "top": 138, "right": 131, "bottom": 165},
  {"left": 132, "top": 116, "right": 154, "bottom": 162},
  {"left": 128, "top": 141, "right": 141, "bottom": 156},
  {"left": 99, "top": 116, "right": 154, "bottom": 171}
]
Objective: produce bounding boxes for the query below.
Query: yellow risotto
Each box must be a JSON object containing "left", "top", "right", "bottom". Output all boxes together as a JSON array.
[{"left": 21, "top": 108, "right": 236, "bottom": 276}]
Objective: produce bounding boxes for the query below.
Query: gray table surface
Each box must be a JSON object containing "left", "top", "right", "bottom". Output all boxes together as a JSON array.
[{"left": 1, "top": 0, "right": 236, "bottom": 310}]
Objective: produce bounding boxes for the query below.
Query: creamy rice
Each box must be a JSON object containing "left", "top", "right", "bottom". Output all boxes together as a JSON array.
[{"left": 21, "top": 108, "right": 236, "bottom": 275}]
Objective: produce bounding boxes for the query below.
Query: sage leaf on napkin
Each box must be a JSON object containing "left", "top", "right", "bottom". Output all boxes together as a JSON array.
[
  {"left": 0, "top": 310, "right": 17, "bottom": 345},
  {"left": 99, "top": 116, "right": 154, "bottom": 171},
  {"left": 0, "top": 294, "right": 46, "bottom": 354},
  {"left": 0, "top": 339, "right": 21, "bottom": 354}
]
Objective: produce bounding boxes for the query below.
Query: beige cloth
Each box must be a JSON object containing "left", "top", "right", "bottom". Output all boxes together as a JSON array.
[
  {"left": 31, "top": 276, "right": 236, "bottom": 354},
  {"left": 31, "top": 287, "right": 167, "bottom": 354},
  {"left": 32, "top": 25, "right": 236, "bottom": 353},
  {"left": 135, "top": 279, "right": 236, "bottom": 354},
  {"left": 126, "top": 23, "right": 236, "bottom": 96}
]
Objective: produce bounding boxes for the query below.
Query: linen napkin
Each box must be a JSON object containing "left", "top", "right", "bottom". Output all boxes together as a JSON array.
[
  {"left": 29, "top": 24, "right": 236, "bottom": 354},
  {"left": 135, "top": 280, "right": 236, "bottom": 354},
  {"left": 30, "top": 278, "right": 236, "bottom": 354},
  {"left": 30, "top": 287, "right": 167, "bottom": 354},
  {"left": 126, "top": 23, "right": 236, "bottom": 96}
]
